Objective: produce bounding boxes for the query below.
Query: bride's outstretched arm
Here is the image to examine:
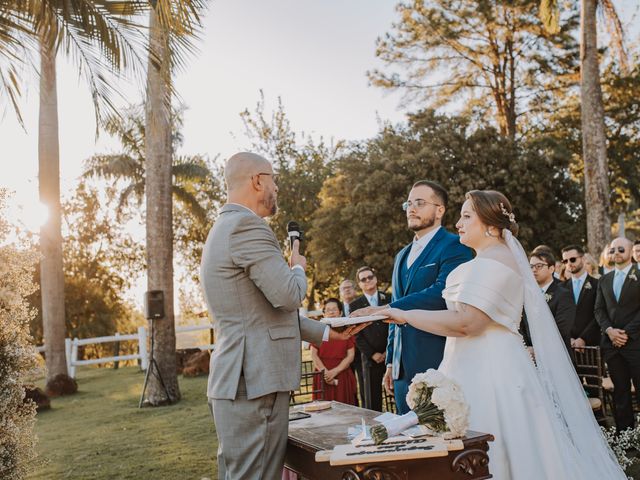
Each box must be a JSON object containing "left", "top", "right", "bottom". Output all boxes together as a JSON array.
[{"left": 383, "top": 304, "right": 493, "bottom": 337}]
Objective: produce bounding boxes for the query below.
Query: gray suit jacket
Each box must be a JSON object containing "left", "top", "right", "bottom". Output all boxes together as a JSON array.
[{"left": 201, "top": 203, "right": 325, "bottom": 400}]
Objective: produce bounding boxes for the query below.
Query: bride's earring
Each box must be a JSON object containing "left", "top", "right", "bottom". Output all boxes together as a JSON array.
[{"left": 485, "top": 229, "right": 492, "bottom": 237}]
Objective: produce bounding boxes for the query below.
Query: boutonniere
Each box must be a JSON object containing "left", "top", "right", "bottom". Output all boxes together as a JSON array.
[
  {"left": 629, "top": 272, "right": 638, "bottom": 282},
  {"left": 584, "top": 282, "right": 593, "bottom": 290},
  {"left": 544, "top": 293, "right": 553, "bottom": 303}
]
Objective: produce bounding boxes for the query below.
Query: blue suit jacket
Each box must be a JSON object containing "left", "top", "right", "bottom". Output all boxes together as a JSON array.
[{"left": 386, "top": 227, "right": 472, "bottom": 381}]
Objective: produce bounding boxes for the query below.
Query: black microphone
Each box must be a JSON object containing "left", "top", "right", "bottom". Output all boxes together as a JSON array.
[{"left": 287, "top": 221, "right": 302, "bottom": 251}]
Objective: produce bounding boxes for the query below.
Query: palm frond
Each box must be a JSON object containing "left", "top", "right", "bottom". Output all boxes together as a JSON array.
[
  {"left": 172, "top": 184, "right": 207, "bottom": 223},
  {"left": 83, "top": 154, "right": 144, "bottom": 182},
  {"left": 172, "top": 156, "right": 211, "bottom": 181}
]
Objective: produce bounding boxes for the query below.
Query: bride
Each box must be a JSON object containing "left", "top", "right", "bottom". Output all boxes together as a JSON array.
[{"left": 358, "top": 190, "right": 625, "bottom": 479}]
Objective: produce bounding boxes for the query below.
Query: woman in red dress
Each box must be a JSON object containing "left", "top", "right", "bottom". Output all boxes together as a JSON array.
[{"left": 310, "top": 298, "right": 358, "bottom": 405}]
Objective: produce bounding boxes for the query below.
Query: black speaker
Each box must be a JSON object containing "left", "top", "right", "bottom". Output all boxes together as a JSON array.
[{"left": 144, "top": 290, "right": 165, "bottom": 319}]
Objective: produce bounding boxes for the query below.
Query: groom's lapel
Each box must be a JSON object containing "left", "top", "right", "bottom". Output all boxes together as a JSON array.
[
  {"left": 393, "top": 243, "right": 412, "bottom": 300},
  {"left": 405, "top": 227, "right": 445, "bottom": 292}
]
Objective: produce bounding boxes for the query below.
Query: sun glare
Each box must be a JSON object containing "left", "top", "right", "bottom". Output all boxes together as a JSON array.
[{"left": 18, "top": 201, "right": 50, "bottom": 233}]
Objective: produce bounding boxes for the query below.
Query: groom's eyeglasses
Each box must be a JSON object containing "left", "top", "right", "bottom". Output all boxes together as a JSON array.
[
  {"left": 609, "top": 247, "right": 626, "bottom": 254},
  {"left": 562, "top": 256, "right": 582, "bottom": 264},
  {"left": 402, "top": 199, "right": 442, "bottom": 211},
  {"left": 254, "top": 172, "right": 280, "bottom": 185}
]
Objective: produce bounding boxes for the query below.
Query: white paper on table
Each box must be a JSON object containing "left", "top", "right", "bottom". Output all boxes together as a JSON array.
[
  {"left": 374, "top": 412, "right": 399, "bottom": 423},
  {"left": 319, "top": 315, "right": 388, "bottom": 328}
]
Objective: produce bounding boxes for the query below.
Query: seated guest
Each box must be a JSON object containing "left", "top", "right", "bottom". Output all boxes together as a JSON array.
[
  {"left": 310, "top": 298, "right": 358, "bottom": 405},
  {"left": 349, "top": 266, "right": 390, "bottom": 412},
  {"left": 522, "top": 250, "right": 575, "bottom": 356},
  {"left": 561, "top": 245, "right": 600, "bottom": 348}
]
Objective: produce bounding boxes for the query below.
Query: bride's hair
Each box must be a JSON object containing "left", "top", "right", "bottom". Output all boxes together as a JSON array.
[{"left": 465, "top": 190, "right": 519, "bottom": 237}]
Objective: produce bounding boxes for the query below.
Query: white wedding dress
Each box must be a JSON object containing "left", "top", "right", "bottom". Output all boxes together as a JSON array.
[{"left": 437, "top": 232, "right": 626, "bottom": 480}]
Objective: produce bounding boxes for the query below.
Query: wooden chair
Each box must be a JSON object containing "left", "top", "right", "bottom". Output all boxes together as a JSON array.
[
  {"left": 572, "top": 346, "right": 607, "bottom": 422},
  {"left": 382, "top": 389, "right": 396, "bottom": 414},
  {"left": 290, "top": 360, "right": 324, "bottom": 405}
]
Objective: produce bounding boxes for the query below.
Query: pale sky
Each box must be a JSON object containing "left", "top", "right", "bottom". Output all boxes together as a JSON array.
[{"left": 1, "top": 0, "right": 406, "bottom": 226}]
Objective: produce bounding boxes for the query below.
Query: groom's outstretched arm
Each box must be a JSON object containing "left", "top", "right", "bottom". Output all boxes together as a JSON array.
[{"left": 389, "top": 241, "right": 472, "bottom": 311}]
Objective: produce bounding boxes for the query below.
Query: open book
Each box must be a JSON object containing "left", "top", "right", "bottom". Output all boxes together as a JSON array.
[{"left": 319, "top": 314, "right": 388, "bottom": 328}]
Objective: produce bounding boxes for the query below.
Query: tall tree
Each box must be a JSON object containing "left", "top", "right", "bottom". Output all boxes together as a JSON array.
[
  {"left": 539, "top": 0, "right": 627, "bottom": 255},
  {"left": 369, "top": 0, "right": 579, "bottom": 138},
  {"left": 143, "top": 0, "right": 206, "bottom": 405},
  {"left": 33, "top": 1, "right": 144, "bottom": 394}
]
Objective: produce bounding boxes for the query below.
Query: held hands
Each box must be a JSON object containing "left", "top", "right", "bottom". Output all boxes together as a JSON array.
[
  {"left": 349, "top": 305, "right": 406, "bottom": 325},
  {"left": 607, "top": 328, "right": 628, "bottom": 348},
  {"left": 571, "top": 337, "right": 586, "bottom": 353},
  {"left": 371, "top": 352, "right": 385, "bottom": 364},
  {"left": 289, "top": 239, "right": 306, "bottom": 270},
  {"left": 328, "top": 323, "right": 370, "bottom": 342}
]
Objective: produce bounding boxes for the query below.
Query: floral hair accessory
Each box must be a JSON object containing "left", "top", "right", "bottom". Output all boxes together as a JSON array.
[{"left": 500, "top": 203, "right": 516, "bottom": 224}]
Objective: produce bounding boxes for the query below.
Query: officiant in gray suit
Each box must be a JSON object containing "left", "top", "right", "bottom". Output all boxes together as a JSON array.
[{"left": 201, "top": 152, "right": 362, "bottom": 479}]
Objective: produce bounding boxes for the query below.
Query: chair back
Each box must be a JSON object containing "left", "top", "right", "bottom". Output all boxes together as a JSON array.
[
  {"left": 573, "top": 346, "right": 605, "bottom": 415},
  {"left": 290, "top": 360, "right": 325, "bottom": 405}
]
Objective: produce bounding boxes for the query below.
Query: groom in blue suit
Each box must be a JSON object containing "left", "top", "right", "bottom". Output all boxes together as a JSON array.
[{"left": 379, "top": 181, "right": 472, "bottom": 413}]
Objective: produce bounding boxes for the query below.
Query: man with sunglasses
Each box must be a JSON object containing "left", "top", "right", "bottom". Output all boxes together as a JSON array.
[
  {"left": 561, "top": 245, "right": 601, "bottom": 349},
  {"left": 595, "top": 237, "right": 640, "bottom": 431},
  {"left": 349, "top": 266, "right": 390, "bottom": 412},
  {"left": 633, "top": 240, "right": 640, "bottom": 264}
]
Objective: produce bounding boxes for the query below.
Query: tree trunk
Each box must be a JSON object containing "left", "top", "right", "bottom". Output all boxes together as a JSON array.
[
  {"left": 38, "top": 34, "right": 71, "bottom": 389},
  {"left": 580, "top": 0, "right": 611, "bottom": 255},
  {"left": 144, "top": 8, "right": 180, "bottom": 404}
]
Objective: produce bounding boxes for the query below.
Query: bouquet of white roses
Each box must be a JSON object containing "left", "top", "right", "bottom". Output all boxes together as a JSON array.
[{"left": 371, "top": 369, "right": 469, "bottom": 444}]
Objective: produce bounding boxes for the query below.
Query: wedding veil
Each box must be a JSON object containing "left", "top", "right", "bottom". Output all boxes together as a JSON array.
[{"left": 503, "top": 229, "right": 626, "bottom": 479}]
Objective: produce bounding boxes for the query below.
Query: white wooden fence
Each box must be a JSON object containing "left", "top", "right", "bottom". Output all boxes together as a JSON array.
[{"left": 38, "top": 324, "right": 215, "bottom": 379}]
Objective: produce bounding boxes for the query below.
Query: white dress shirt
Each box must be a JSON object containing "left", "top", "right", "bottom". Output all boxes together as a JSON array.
[{"left": 407, "top": 226, "right": 441, "bottom": 268}]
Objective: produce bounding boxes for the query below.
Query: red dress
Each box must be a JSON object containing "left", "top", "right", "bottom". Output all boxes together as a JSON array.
[{"left": 311, "top": 337, "right": 358, "bottom": 405}]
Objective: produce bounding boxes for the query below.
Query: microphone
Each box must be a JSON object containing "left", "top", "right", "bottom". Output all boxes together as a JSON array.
[{"left": 287, "top": 221, "right": 302, "bottom": 251}]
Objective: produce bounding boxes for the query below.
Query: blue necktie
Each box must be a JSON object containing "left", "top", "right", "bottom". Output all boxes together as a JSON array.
[
  {"left": 613, "top": 270, "right": 625, "bottom": 302},
  {"left": 573, "top": 279, "right": 582, "bottom": 303},
  {"left": 392, "top": 326, "right": 402, "bottom": 380}
]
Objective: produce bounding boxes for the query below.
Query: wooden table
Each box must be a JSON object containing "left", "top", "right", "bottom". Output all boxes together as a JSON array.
[{"left": 285, "top": 402, "right": 494, "bottom": 480}]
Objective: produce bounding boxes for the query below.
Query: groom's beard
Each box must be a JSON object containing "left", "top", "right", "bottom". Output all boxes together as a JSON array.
[{"left": 408, "top": 212, "right": 436, "bottom": 232}]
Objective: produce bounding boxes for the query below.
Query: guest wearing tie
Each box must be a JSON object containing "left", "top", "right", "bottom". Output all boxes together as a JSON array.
[
  {"left": 523, "top": 250, "right": 575, "bottom": 355},
  {"left": 349, "top": 180, "right": 472, "bottom": 414},
  {"left": 561, "top": 245, "right": 601, "bottom": 349},
  {"left": 595, "top": 237, "right": 640, "bottom": 431},
  {"left": 349, "top": 266, "right": 390, "bottom": 411}
]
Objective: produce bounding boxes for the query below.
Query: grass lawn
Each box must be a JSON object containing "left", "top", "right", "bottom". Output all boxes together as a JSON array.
[{"left": 29, "top": 367, "right": 216, "bottom": 480}]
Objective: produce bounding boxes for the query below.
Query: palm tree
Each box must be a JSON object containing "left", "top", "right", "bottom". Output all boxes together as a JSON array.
[
  {"left": 143, "top": 0, "right": 206, "bottom": 405},
  {"left": 83, "top": 105, "right": 213, "bottom": 224},
  {"left": 539, "top": 0, "right": 627, "bottom": 255},
  {"left": 32, "top": 1, "right": 144, "bottom": 395}
]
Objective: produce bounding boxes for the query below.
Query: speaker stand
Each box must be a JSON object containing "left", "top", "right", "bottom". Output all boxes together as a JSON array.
[{"left": 139, "top": 320, "right": 172, "bottom": 407}]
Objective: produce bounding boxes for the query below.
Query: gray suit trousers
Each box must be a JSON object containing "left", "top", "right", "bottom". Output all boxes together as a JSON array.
[{"left": 211, "top": 376, "right": 290, "bottom": 479}]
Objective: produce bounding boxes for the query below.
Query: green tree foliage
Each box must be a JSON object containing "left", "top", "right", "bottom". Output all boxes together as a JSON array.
[
  {"left": 545, "top": 58, "right": 640, "bottom": 226},
  {"left": 0, "top": 190, "right": 38, "bottom": 480},
  {"left": 309, "top": 110, "right": 583, "bottom": 284},
  {"left": 240, "top": 92, "right": 343, "bottom": 304},
  {"left": 368, "top": 0, "right": 579, "bottom": 138},
  {"left": 28, "top": 184, "right": 145, "bottom": 358}
]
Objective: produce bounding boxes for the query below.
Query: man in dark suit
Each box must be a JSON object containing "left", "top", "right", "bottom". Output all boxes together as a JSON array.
[
  {"left": 349, "top": 266, "right": 390, "bottom": 412},
  {"left": 595, "top": 237, "right": 640, "bottom": 431},
  {"left": 561, "top": 245, "right": 600, "bottom": 348},
  {"left": 351, "top": 180, "right": 472, "bottom": 414},
  {"left": 633, "top": 240, "right": 640, "bottom": 264},
  {"left": 523, "top": 250, "right": 575, "bottom": 355},
  {"left": 339, "top": 278, "right": 363, "bottom": 405}
]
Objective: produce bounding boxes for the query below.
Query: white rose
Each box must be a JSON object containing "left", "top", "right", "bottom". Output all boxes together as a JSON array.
[{"left": 424, "top": 369, "right": 445, "bottom": 387}]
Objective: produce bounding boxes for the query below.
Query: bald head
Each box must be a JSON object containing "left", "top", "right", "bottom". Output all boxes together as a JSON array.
[
  {"left": 610, "top": 237, "right": 633, "bottom": 268},
  {"left": 225, "top": 152, "right": 271, "bottom": 191}
]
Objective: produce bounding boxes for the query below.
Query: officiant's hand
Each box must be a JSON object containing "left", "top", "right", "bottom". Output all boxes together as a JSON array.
[
  {"left": 289, "top": 239, "right": 306, "bottom": 270},
  {"left": 383, "top": 367, "right": 394, "bottom": 395},
  {"left": 328, "top": 323, "right": 371, "bottom": 341}
]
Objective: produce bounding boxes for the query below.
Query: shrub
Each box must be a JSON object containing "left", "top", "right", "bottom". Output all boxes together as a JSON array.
[{"left": 0, "top": 190, "right": 39, "bottom": 479}]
